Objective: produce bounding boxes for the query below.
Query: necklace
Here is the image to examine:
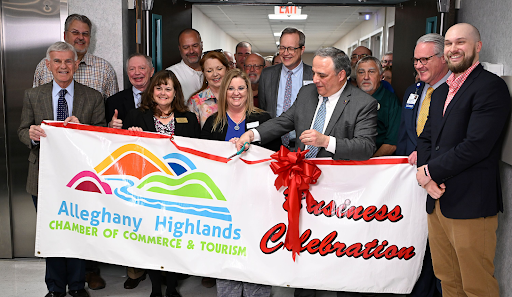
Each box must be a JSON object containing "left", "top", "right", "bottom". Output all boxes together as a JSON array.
[
  {"left": 159, "top": 112, "right": 173, "bottom": 119},
  {"left": 227, "top": 112, "right": 245, "bottom": 131}
]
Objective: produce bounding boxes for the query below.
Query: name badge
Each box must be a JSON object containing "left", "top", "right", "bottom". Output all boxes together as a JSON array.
[
  {"left": 303, "top": 80, "right": 314, "bottom": 86},
  {"left": 405, "top": 94, "right": 419, "bottom": 110},
  {"left": 246, "top": 121, "right": 259, "bottom": 129},
  {"left": 175, "top": 117, "right": 188, "bottom": 123}
]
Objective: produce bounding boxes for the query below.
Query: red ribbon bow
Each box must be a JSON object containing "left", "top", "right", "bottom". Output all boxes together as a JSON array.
[{"left": 269, "top": 146, "right": 322, "bottom": 260}]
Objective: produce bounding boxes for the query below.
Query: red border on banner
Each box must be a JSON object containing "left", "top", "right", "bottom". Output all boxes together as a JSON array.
[{"left": 41, "top": 122, "right": 409, "bottom": 165}]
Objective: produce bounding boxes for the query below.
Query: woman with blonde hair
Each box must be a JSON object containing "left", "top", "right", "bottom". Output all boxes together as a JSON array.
[{"left": 201, "top": 68, "right": 280, "bottom": 152}]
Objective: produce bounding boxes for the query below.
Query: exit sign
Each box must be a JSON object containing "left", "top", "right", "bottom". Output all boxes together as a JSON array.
[{"left": 274, "top": 6, "right": 302, "bottom": 16}]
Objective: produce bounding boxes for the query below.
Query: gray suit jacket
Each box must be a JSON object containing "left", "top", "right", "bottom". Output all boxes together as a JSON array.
[
  {"left": 256, "top": 83, "right": 377, "bottom": 160},
  {"left": 18, "top": 81, "right": 106, "bottom": 196},
  {"left": 258, "top": 62, "right": 313, "bottom": 118}
]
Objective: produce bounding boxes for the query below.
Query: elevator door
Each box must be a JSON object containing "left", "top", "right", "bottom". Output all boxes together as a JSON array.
[{"left": 0, "top": 0, "right": 65, "bottom": 258}]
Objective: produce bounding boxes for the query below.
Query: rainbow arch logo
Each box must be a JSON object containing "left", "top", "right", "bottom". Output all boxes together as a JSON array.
[{"left": 66, "top": 144, "right": 231, "bottom": 221}]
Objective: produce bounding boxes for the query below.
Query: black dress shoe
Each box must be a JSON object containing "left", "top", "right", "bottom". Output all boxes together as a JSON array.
[
  {"left": 165, "top": 289, "right": 182, "bottom": 297},
  {"left": 68, "top": 289, "right": 90, "bottom": 297},
  {"left": 45, "top": 292, "right": 66, "bottom": 297},
  {"left": 124, "top": 273, "right": 147, "bottom": 289}
]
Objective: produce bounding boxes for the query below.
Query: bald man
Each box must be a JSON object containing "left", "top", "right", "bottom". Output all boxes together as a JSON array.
[{"left": 416, "top": 23, "right": 510, "bottom": 297}]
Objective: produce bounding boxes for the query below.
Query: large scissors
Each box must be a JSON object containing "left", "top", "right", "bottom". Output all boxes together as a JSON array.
[{"left": 228, "top": 142, "right": 250, "bottom": 159}]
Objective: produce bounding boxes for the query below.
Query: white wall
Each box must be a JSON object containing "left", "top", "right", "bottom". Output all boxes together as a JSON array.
[
  {"left": 192, "top": 6, "right": 238, "bottom": 53},
  {"left": 332, "top": 7, "right": 395, "bottom": 58},
  {"left": 69, "top": 0, "right": 126, "bottom": 88}
]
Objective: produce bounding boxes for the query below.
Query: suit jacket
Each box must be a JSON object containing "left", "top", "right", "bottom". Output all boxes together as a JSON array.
[
  {"left": 123, "top": 108, "right": 200, "bottom": 139},
  {"left": 417, "top": 64, "right": 511, "bottom": 219},
  {"left": 258, "top": 63, "right": 313, "bottom": 118},
  {"left": 201, "top": 111, "right": 281, "bottom": 151},
  {"left": 105, "top": 88, "right": 137, "bottom": 123},
  {"left": 396, "top": 82, "right": 425, "bottom": 156},
  {"left": 18, "top": 81, "right": 106, "bottom": 196},
  {"left": 257, "top": 83, "right": 378, "bottom": 160}
]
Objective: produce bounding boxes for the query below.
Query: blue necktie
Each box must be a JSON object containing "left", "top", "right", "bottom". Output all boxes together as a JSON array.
[
  {"left": 57, "top": 89, "right": 69, "bottom": 121},
  {"left": 305, "top": 97, "right": 328, "bottom": 158},
  {"left": 281, "top": 70, "right": 293, "bottom": 147}
]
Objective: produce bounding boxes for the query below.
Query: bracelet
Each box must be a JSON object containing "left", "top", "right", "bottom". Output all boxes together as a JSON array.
[{"left": 424, "top": 166, "right": 428, "bottom": 177}]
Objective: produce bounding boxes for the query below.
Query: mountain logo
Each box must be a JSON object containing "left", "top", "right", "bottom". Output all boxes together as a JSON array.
[{"left": 67, "top": 144, "right": 231, "bottom": 221}]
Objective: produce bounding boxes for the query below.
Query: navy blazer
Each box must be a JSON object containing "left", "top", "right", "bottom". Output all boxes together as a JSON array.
[
  {"left": 396, "top": 82, "right": 425, "bottom": 156},
  {"left": 417, "top": 64, "right": 511, "bottom": 219}
]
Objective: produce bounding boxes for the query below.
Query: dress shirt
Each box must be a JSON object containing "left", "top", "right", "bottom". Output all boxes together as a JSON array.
[
  {"left": 252, "top": 82, "right": 347, "bottom": 155},
  {"left": 132, "top": 86, "right": 142, "bottom": 108},
  {"left": 33, "top": 52, "right": 119, "bottom": 99},
  {"left": 52, "top": 80, "right": 74, "bottom": 120},
  {"left": 167, "top": 60, "right": 204, "bottom": 102},
  {"left": 416, "top": 70, "right": 451, "bottom": 122},
  {"left": 276, "top": 62, "right": 304, "bottom": 140}
]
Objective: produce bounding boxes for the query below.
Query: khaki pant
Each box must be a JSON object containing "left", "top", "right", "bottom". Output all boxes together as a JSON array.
[
  {"left": 428, "top": 201, "right": 499, "bottom": 297},
  {"left": 127, "top": 267, "right": 145, "bottom": 279}
]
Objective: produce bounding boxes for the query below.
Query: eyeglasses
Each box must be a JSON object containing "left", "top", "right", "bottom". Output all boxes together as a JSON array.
[
  {"left": 67, "top": 30, "right": 90, "bottom": 38},
  {"left": 412, "top": 54, "right": 439, "bottom": 66},
  {"left": 227, "top": 86, "right": 247, "bottom": 93},
  {"left": 244, "top": 64, "right": 264, "bottom": 70},
  {"left": 351, "top": 54, "right": 368, "bottom": 60},
  {"left": 278, "top": 46, "right": 302, "bottom": 54},
  {"left": 381, "top": 59, "right": 392, "bottom": 64}
]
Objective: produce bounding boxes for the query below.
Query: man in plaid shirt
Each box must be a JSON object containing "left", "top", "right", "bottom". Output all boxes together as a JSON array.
[{"left": 33, "top": 14, "right": 118, "bottom": 100}]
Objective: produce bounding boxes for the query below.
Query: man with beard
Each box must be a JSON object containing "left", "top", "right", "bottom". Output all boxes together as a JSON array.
[
  {"left": 258, "top": 27, "right": 313, "bottom": 148},
  {"left": 243, "top": 53, "right": 265, "bottom": 107},
  {"left": 416, "top": 23, "right": 510, "bottom": 296},
  {"left": 166, "top": 28, "right": 204, "bottom": 102},
  {"left": 33, "top": 14, "right": 119, "bottom": 100},
  {"left": 356, "top": 56, "right": 400, "bottom": 157}
]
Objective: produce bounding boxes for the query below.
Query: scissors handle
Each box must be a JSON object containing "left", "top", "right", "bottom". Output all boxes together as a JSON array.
[{"left": 229, "top": 142, "right": 250, "bottom": 159}]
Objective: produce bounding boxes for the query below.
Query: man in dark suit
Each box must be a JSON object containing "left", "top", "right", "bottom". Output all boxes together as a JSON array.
[
  {"left": 104, "top": 53, "right": 154, "bottom": 289},
  {"left": 396, "top": 33, "right": 450, "bottom": 297},
  {"left": 258, "top": 27, "right": 314, "bottom": 148},
  {"left": 238, "top": 46, "right": 376, "bottom": 160},
  {"left": 18, "top": 41, "right": 105, "bottom": 297},
  {"left": 397, "top": 33, "right": 450, "bottom": 166},
  {"left": 237, "top": 46, "right": 376, "bottom": 297},
  {"left": 416, "top": 23, "right": 510, "bottom": 296},
  {"left": 106, "top": 53, "right": 154, "bottom": 129}
]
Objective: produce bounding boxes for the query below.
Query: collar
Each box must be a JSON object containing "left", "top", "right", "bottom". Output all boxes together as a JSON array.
[
  {"left": 426, "top": 70, "right": 452, "bottom": 90},
  {"left": 446, "top": 62, "right": 480, "bottom": 87},
  {"left": 132, "top": 85, "right": 143, "bottom": 95},
  {"left": 79, "top": 52, "right": 94, "bottom": 66},
  {"left": 52, "top": 80, "right": 75, "bottom": 98},
  {"left": 204, "top": 87, "right": 216, "bottom": 99},
  {"left": 180, "top": 59, "right": 202, "bottom": 75},
  {"left": 282, "top": 61, "right": 304, "bottom": 76},
  {"left": 319, "top": 81, "right": 346, "bottom": 102}
]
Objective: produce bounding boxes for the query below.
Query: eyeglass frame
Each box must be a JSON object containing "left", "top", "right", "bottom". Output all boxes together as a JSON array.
[
  {"left": 411, "top": 53, "right": 441, "bottom": 66},
  {"left": 243, "top": 64, "right": 265, "bottom": 70},
  {"left": 277, "top": 46, "right": 302, "bottom": 54},
  {"left": 66, "top": 30, "right": 90, "bottom": 38},
  {"left": 351, "top": 53, "right": 369, "bottom": 60}
]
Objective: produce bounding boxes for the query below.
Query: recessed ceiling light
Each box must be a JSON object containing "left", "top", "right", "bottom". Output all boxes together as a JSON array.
[
  {"left": 273, "top": 32, "right": 281, "bottom": 37},
  {"left": 268, "top": 14, "right": 308, "bottom": 20}
]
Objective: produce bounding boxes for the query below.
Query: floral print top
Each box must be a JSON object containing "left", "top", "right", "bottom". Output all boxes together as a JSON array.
[
  {"left": 153, "top": 116, "right": 175, "bottom": 136},
  {"left": 188, "top": 87, "right": 218, "bottom": 128}
]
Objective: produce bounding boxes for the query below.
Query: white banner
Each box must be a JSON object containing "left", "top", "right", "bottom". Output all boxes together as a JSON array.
[{"left": 36, "top": 122, "right": 427, "bottom": 294}]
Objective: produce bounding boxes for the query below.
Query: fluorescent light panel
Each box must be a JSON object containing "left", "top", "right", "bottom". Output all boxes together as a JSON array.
[{"left": 268, "top": 14, "right": 308, "bottom": 20}]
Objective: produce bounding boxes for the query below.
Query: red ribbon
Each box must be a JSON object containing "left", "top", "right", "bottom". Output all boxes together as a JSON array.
[{"left": 269, "top": 146, "right": 322, "bottom": 260}]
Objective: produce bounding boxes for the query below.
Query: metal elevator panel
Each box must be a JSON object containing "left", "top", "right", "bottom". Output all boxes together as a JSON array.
[{"left": 0, "top": 0, "right": 64, "bottom": 258}]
